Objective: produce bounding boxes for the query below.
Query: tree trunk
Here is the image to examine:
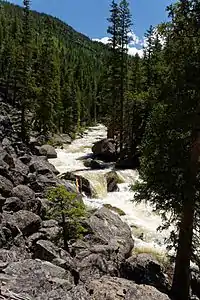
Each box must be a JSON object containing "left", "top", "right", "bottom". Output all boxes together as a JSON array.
[
  {"left": 119, "top": 50, "right": 124, "bottom": 154},
  {"left": 171, "top": 197, "right": 195, "bottom": 300},
  {"left": 171, "top": 132, "right": 200, "bottom": 300},
  {"left": 107, "top": 124, "right": 114, "bottom": 139},
  {"left": 62, "top": 212, "right": 69, "bottom": 252}
]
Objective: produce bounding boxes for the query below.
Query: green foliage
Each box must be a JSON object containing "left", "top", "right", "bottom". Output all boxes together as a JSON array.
[
  {"left": 133, "top": 1, "right": 200, "bottom": 299},
  {"left": 106, "top": 0, "right": 132, "bottom": 148},
  {"left": 47, "top": 186, "right": 87, "bottom": 249},
  {"left": 0, "top": 1, "right": 109, "bottom": 136},
  {"left": 106, "top": 0, "right": 164, "bottom": 160}
]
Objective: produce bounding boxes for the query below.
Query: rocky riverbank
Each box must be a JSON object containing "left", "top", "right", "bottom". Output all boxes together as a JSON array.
[{"left": 0, "top": 102, "right": 199, "bottom": 299}]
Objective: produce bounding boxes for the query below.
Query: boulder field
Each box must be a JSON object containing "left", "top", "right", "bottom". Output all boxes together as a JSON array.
[{"left": 0, "top": 101, "right": 193, "bottom": 300}]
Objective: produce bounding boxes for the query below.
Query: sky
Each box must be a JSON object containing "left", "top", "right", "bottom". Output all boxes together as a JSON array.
[{"left": 8, "top": 0, "right": 175, "bottom": 55}]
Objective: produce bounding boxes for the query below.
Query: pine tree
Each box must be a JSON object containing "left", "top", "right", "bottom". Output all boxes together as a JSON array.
[
  {"left": 20, "top": 0, "right": 32, "bottom": 142},
  {"left": 134, "top": 1, "right": 200, "bottom": 299},
  {"left": 118, "top": 0, "right": 132, "bottom": 153},
  {"left": 143, "top": 25, "right": 154, "bottom": 90},
  {"left": 47, "top": 185, "right": 87, "bottom": 252},
  {"left": 35, "top": 33, "right": 60, "bottom": 134},
  {"left": 106, "top": 0, "right": 132, "bottom": 154},
  {"left": 107, "top": 0, "right": 120, "bottom": 139},
  {"left": 0, "top": 0, "right": 111, "bottom": 137}
]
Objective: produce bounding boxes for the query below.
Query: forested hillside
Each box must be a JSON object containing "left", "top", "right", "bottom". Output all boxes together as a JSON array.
[
  {"left": 0, "top": 0, "right": 158, "bottom": 156},
  {"left": 0, "top": 0, "right": 110, "bottom": 135}
]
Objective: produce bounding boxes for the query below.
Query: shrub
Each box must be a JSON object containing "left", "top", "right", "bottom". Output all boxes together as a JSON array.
[{"left": 47, "top": 185, "right": 87, "bottom": 251}]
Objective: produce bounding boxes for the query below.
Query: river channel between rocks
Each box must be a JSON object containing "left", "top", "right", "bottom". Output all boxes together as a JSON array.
[{"left": 50, "top": 124, "right": 170, "bottom": 254}]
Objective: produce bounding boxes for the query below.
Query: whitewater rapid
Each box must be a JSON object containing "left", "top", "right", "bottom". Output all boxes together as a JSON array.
[{"left": 50, "top": 124, "right": 170, "bottom": 253}]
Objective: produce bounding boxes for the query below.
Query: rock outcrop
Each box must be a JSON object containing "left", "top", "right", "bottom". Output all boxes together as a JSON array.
[
  {"left": 92, "top": 138, "right": 117, "bottom": 162},
  {"left": 120, "top": 253, "right": 169, "bottom": 294},
  {"left": 73, "top": 208, "right": 134, "bottom": 283},
  {"left": 87, "top": 276, "right": 170, "bottom": 300},
  {"left": 0, "top": 101, "right": 176, "bottom": 300},
  {"left": 40, "top": 144, "right": 58, "bottom": 159}
]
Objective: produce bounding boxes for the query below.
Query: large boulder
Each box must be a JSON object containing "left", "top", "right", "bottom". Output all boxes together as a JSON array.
[
  {"left": 13, "top": 210, "right": 42, "bottom": 236},
  {"left": 84, "top": 158, "right": 112, "bottom": 170},
  {"left": 3, "top": 197, "right": 24, "bottom": 212},
  {"left": 0, "top": 156, "right": 10, "bottom": 178},
  {"left": 28, "top": 173, "right": 66, "bottom": 195},
  {"left": 120, "top": 253, "right": 169, "bottom": 294},
  {"left": 105, "top": 171, "right": 124, "bottom": 192},
  {"left": 0, "top": 150, "right": 15, "bottom": 168},
  {"left": 29, "top": 156, "right": 59, "bottom": 175},
  {"left": 0, "top": 248, "right": 30, "bottom": 266},
  {"left": 0, "top": 226, "right": 14, "bottom": 248},
  {"left": 40, "top": 144, "right": 57, "bottom": 159},
  {"left": 0, "top": 175, "right": 13, "bottom": 197},
  {"left": 39, "top": 221, "right": 61, "bottom": 242},
  {"left": 1, "top": 259, "right": 74, "bottom": 299},
  {"left": 26, "top": 197, "right": 45, "bottom": 217},
  {"left": 34, "top": 239, "right": 64, "bottom": 262},
  {"left": 33, "top": 240, "right": 78, "bottom": 277},
  {"left": 73, "top": 208, "right": 134, "bottom": 282},
  {"left": 74, "top": 241, "right": 121, "bottom": 282},
  {"left": 9, "top": 158, "right": 29, "bottom": 185},
  {"left": 11, "top": 185, "right": 42, "bottom": 214},
  {"left": 87, "top": 276, "right": 170, "bottom": 300},
  {"left": 51, "top": 133, "right": 72, "bottom": 146},
  {"left": 87, "top": 208, "right": 134, "bottom": 257},
  {"left": 12, "top": 185, "right": 35, "bottom": 202},
  {"left": 60, "top": 172, "right": 106, "bottom": 198},
  {"left": 92, "top": 139, "right": 117, "bottom": 162}
]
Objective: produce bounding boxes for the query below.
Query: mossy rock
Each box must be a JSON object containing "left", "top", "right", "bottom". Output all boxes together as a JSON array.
[
  {"left": 105, "top": 171, "right": 125, "bottom": 184},
  {"left": 105, "top": 171, "right": 125, "bottom": 192},
  {"left": 103, "top": 204, "right": 126, "bottom": 216},
  {"left": 132, "top": 246, "right": 170, "bottom": 269},
  {"left": 85, "top": 205, "right": 98, "bottom": 216}
]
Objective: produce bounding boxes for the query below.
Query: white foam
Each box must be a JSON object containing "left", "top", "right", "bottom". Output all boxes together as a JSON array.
[{"left": 51, "top": 124, "right": 170, "bottom": 253}]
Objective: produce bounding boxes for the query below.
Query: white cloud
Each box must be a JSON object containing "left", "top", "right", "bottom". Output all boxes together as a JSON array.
[
  {"left": 127, "top": 31, "right": 140, "bottom": 45},
  {"left": 93, "top": 26, "right": 167, "bottom": 58},
  {"left": 92, "top": 36, "right": 110, "bottom": 45},
  {"left": 127, "top": 46, "right": 144, "bottom": 57},
  {"left": 140, "top": 27, "right": 166, "bottom": 48},
  {"left": 92, "top": 33, "right": 144, "bottom": 57}
]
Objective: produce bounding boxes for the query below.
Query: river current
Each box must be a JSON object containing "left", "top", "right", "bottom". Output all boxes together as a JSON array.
[{"left": 50, "top": 124, "right": 170, "bottom": 254}]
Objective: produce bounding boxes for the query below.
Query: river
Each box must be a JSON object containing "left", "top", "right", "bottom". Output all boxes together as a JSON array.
[{"left": 50, "top": 124, "right": 170, "bottom": 255}]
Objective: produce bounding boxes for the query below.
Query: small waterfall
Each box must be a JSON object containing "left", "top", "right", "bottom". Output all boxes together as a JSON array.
[
  {"left": 50, "top": 124, "right": 170, "bottom": 253},
  {"left": 75, "top": 170, "right": 108, "bottom": 198}
]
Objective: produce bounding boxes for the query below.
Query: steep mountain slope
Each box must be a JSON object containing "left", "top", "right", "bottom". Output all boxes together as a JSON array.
[{"left": 0, "top": 1, "right": 109, "bottom": 134}]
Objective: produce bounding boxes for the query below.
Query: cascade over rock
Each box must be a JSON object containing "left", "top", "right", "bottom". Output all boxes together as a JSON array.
[{"left": 60, "top": 171, "right": 108, "bottom": 198}]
